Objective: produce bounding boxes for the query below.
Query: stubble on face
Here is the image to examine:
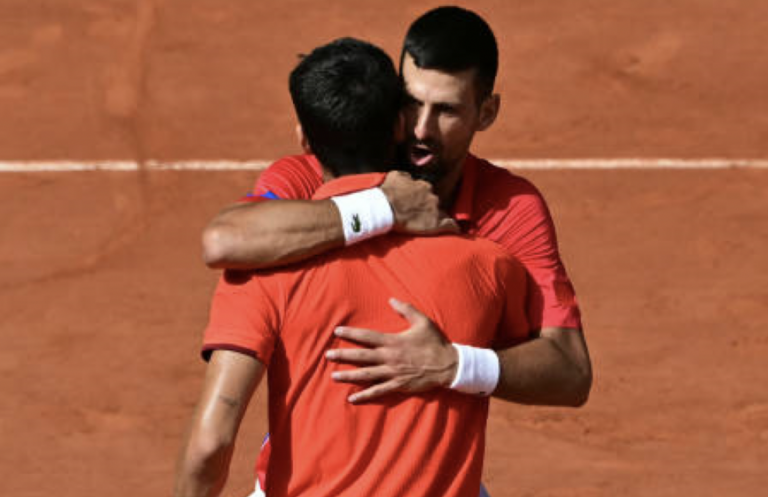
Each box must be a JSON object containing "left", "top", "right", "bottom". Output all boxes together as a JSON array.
[
  {"left": 396, "top": 143, "right": 443, "bottom": 186},
  {"left": 399, "top": 54, "right": 483, "bottom": 202}
]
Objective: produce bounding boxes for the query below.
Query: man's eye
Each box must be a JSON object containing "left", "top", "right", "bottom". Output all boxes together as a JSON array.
[{"left": 437, "top": 105, "right": 458, "bottom": 116}]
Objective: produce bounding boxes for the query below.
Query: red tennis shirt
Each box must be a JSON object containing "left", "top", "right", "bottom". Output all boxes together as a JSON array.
[
  {"left": 205, "top": 173, "right": 530, "bottom": 497},
  {"left": 248, "top": 153, "right": 582, "bottom": 330}
]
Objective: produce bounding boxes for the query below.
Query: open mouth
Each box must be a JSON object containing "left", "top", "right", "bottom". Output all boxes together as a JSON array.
[{"left": 409, "top": 143, "right": 436, "bottom": 167}]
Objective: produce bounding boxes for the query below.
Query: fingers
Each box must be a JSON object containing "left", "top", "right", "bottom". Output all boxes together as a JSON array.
[
  {"left": 325, "top": 346, "right": 382, "bottom": 365},
  {"left": 333, "top": 326, "right": 391, "bottom": 347},
  {"left": 396, "top": 208, "right": 460, "bottom": 235},
  {"left": 331, "top": 365, "right": 392, "bottom": 384},
  {"left": 388, "top": 297, "right": 427, "bottom": 326},
  {"left": 436, "top": 216, "right": 460, "bottom": 233},
  {"left": 381, "top": 171, "right": 434, "bottom": 207},
  {"left": 347, "top": 379, "right": 404, "bottom": 404}
]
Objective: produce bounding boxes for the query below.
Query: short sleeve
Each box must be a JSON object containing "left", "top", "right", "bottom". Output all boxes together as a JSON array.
[
  {"left": 492, "top": 255, "right": 531, "bottom": 349},
  {"left": 202, "top": 270, "right": 282, "bottom": 365},
  {"left": 476, "top": 172, "right": 582, "bottom": 331},
  {"left": 503, "top": 190, "right": 581, "bottom": 331},
  {"left": 249, "top": 156, "right": 324, "bottom": 201}
]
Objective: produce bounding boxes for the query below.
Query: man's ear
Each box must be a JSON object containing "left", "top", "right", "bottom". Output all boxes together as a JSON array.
[
  {"left": 295, "top": 124, "right": 312, "bottom": 153},
  {"left": 477, "top": 94, "right": 500, "bottom": 131}
]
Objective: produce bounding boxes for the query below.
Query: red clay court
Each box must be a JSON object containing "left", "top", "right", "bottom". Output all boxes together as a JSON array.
[{"left": 1, "top": 1, "right": 767, "bottom": 496}]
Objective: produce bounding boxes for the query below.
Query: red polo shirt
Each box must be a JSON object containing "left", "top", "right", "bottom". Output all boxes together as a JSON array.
[
  {"left": 205, "top": 173, "right": 530, "bottom": 497},
  {"left": 245, "top": 153, "right": 581, "bottom": 330}
]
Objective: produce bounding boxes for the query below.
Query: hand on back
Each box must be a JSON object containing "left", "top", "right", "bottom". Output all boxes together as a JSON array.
[{"left": 381, "top": 171, "right": 459, "bottom": 235}]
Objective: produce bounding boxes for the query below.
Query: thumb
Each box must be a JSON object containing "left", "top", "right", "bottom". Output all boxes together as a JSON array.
[
  {"left": 389, "top": 298, "right": 427, "bottom": 326},
  {"left": 436, "top": 216, "right": 460, "bottom": 234}
]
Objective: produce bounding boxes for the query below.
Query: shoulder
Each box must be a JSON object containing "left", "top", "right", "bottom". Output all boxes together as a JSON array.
[
  {"left": 420, "top": 233, "right": 524, "bottom": 283},
  {"left": 253, "top": 154, "right": 324, "bottom": 200},
  {"left": 469, "top": 157, "right": 553, "bottom": 234},
  {"left": 467, "top": 235, "right": 527, "bottom": 281},
  {"left": 213, "top": 268, "right": 298, "bottom": 302},
  {"left": 463, "top": 157, "right": 565, "bottom": 268},
  {"left": 472, "top": 156, "right": 546, "bottom": 206},
  {"left": 211, "top": 267, "right": 305, "bottom": 322}
]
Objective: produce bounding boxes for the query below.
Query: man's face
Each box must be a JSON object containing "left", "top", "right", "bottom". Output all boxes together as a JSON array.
[{"left": 400, "top": 53, "right": 498, "bottom": 198}]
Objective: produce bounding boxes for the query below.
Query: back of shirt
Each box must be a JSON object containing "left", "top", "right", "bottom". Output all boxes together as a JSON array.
[{"left": 204, "top": 231, "right": 529, "bottom": 497}]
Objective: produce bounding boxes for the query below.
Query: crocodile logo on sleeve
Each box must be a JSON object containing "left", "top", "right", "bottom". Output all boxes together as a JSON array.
[{"left": 351, "top": 214, "right": 362, "bottom": 233}]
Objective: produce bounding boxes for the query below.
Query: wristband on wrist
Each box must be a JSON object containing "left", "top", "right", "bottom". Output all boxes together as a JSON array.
[
  {"left": 331, "top": 187, "right": 394, "bottom": 245},
  {"left": 449, "top": 343, "right": 500, "bottom": 396}
]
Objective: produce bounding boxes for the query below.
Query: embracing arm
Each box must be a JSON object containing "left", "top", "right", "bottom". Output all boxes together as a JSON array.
[
  {"left": 325, "top": 172, "right": 592, "bottom": 404},
  {"left": 327, "top": 301, "right": 591, "bottom": 406},
  {"left": 202, "top": 198, "right": 344, "bottom": 269},
  {"left": 202, "top": 171, "right": 458, "bottom": 270},
  {"left": 486, "top": 173, "right": 591, "bottom": 404},
  {"left": 493, "top": 326, "right": 591, "bottom": 406},
  {"left": 174, "top": 350, "right": 265, "bottom": 497}
]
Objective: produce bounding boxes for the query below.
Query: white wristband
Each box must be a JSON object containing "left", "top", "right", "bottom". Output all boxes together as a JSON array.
[
  {"left": 449, "top": 343, "right": 500, "bottom": 396},
  {"left": 331, "top": 187, "right": 394, "bottom": 245}
]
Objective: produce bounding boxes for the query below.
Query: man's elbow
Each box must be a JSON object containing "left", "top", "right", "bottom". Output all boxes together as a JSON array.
[
  {"left": 567, "top": 367, "right": 592, "bottom": 407},
  {"left": 178, "top": 431, "right": 235, "bottom": 487},
  {"left": 202, "top": 224, "right": 235, "bottom": 269},
  {"left": 544, "top": 327, "right": 593, "bottom": 407}
]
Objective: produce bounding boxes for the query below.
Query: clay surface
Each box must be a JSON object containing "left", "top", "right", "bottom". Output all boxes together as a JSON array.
[{"left": 1, "top": 1, "right": 767, "bottom": 496}]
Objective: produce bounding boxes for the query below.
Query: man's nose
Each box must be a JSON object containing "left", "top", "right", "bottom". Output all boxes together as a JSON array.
[{"left": 413, "top": 108, "right": 436, "bottom": 141}]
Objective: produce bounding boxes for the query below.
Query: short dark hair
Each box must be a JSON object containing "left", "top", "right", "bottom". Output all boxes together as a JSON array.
[
  {"left": 401, "top": 6, "right": 498, "bottom": 101},
  {"left": 289, "top": 38, "right": 401, "bottom": 177}
]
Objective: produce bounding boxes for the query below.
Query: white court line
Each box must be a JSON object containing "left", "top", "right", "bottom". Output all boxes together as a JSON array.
[
  {"left": 492, "top": 158, "right": 768, "bottom": 170},
  {"left": 0, "top": 160, "right": 272, "bottom": 172},
  {"left": 1, "top": 158, "right": 768, "bottom": 172}
]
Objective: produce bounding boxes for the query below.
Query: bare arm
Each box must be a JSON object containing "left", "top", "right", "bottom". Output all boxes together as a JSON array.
[
  {"left": 202, "top": 171, "right": 458, "bottom": 270},
  {"left": 174, "top": 350, "right": 265, "bottom": 497},
  {"left": 327, "top": 301, "right": 591, "bottom": 406},
  {"left": 493, "top": 326, "right": 591, "bottom": 406},
  {"left": 202, "top": 198, "right": 344, "bottom": 269}
]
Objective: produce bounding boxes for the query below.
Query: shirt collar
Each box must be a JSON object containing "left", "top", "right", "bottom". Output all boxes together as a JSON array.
[{"left": 312, "top": 172, "right": 388, "bottom": 200}]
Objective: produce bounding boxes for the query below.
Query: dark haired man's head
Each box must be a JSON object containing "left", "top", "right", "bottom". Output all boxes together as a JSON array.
[
  {"left": 401, "top": 6, "right": 498, "bottom": 102},
  {"left": 397, "top": 7, "right": 501, "bottom": 202},
  {"left": 289, "top": 38, "right": 401, "bottom": 177}
]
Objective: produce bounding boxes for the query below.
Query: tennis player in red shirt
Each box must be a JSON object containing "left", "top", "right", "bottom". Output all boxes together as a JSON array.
[
  {"left": 175, "top": 38, "right": 530, "bottom": 497},
  {"left": 203, "top": 7, "right": 592, "bottom": 408}
]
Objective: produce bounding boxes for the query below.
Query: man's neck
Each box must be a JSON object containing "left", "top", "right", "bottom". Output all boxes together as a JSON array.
[
  {"left": 320, "top": 166, "right": 335, "bottom": 183},
  {"left": 435, "top": 156, "right": 467, "bottom": 210}
]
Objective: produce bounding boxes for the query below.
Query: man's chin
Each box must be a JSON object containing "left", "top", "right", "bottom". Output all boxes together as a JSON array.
[{"left": 404, "top": 162, "right": 443, "bottom": 186}]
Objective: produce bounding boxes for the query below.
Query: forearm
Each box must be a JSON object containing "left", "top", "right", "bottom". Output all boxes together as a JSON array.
[
  {"left": 174, "top": 435, "right": 234, "bottom": 497},
  {"left": 492, "top": 327, "right": 592, "bottom": 406},
  {"left": 202, "top": 199, "right": 344, "bottom": 269},
  {"left": 174, "top": 351, "right": 265, "bottom": 497},
  {"left": 202, "top": 171, "right": 456, "bottom": 270}
]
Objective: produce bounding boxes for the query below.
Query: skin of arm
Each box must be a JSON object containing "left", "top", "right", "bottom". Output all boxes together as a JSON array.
[
  {"left": 202, "top": 171, "right": 458, "bottom": 270},
  {"left": 202, "top": 198, "right": 344, "bottom": 269},
  {"left": 494, "top": 325, "right": 591, "bottom": 406},
  {"left": 328, "top": 302, "right": 592, "bottom": 406},
  {"left": 174, "top": 350, "right": 265, "bottom": 497}
]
